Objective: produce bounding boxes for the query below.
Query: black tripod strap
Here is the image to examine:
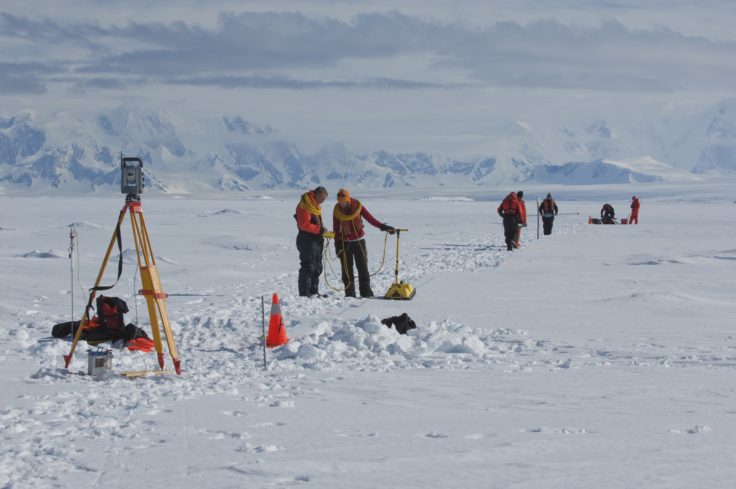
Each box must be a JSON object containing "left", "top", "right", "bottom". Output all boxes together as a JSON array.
[{"left": 91, "top": 223, "right": 123, "bottom": 292}]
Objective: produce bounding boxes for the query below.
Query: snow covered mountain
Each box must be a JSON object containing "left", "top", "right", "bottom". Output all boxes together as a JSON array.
[
  {"left": 0, "top": 99, "right": 733, "bottom": 194},
  {"left": 530, "top": 157, "right": 699, "bottom": 185},
  {"left": 691, "top": 100, "right": 736, "bottom": 174},
  {"left": 0, "top": 105, "right": 525, "bottom": 193}
]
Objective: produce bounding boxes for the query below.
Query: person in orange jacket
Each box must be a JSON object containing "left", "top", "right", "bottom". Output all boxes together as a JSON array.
[
  {"left": 629, "top": 196, "right": 640, "bottom": 224},
  {"left": 295, "top": 186, "right": 329, "bottom": 297},
  {"left": 497, "top": 191, "right": 522, "bottom": 251},
  {"left": 333, "top": 188, "right": 395, "bottom": 298},
  {"left": 514, "top": 190, "right": 527, "bottom": 248}
]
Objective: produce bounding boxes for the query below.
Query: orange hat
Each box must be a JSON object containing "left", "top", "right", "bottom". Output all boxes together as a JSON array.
[{"left": 337, "top": 188, "right": 351, "bottom": 204}]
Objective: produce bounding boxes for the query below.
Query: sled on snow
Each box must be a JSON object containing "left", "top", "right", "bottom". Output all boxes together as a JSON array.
[{"left": 588, "top": 217, "right": 628, "bottom": 225}]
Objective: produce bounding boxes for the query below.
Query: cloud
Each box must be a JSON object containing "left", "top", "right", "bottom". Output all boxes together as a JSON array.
[
  {"left": 0, "top": 12, "right": 102, "bottom": 50},
  {"left": 2, "top": 10, "right": 736, "bottom": 93},
  {"left": 447, "top": 20, "right": 736, "bottom": 92},
  {"left": 67, "top": 76, "right": 150, "bottom": 93},
  {"left": 0, "top": 62, "right": 60, "bottom": 94},
  {"left": 70, "top": 12, "right": 428, "bottom": 75},
  {"left": 0, "top": 73, "right": 46, "bottom": 94},
  {"left": 164, "top": 74, "right": 458, "bottom": 90},
  {"left": 78, "top": 77, "right": 129, "bottom": 89}
]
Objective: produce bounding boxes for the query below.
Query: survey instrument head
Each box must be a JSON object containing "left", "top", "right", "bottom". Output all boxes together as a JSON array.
[{"left": 120, "top": 156, "right": 144, "bottom": 200}]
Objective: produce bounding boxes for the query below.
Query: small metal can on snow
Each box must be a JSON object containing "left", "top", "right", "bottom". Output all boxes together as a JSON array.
[{"left": 87, "top": 349, "right": 113, "bottom": 377}]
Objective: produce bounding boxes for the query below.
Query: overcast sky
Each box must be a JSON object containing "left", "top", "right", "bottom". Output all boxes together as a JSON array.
[{"left": 1, "top": 0, "right": 735, "bottom": 155}]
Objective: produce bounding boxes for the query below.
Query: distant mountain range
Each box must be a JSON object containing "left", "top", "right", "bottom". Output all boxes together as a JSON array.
[{"left": 1, "top": 99, "right": 735, "bottom": 194}]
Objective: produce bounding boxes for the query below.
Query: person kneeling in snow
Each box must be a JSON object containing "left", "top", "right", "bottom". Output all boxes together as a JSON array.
[
  {"left": 601, "top": 203, "right": 616, "bottom": 224},
  {"left": 333, "top": 188, "right": 395, "bottom": 298}
]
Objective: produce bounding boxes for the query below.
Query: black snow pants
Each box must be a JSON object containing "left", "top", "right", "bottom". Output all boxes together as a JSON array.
[
  {"left": 337, "top": 239, "right": 373, "bottom": 298},
  {"left": 297, "top": 230, "right": 324, "bottom": 296},
  {"left": 542, "top": 217, "right": 554, "bottom": 235},
  {"left": 502, "top": 215, "right": 520, "bottom": 250}
]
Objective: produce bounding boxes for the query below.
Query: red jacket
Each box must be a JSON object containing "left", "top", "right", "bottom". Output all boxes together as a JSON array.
[
  {"left": 333, "top": 199, "right": 382, "bottom": 241},
  {"left": 518, "top": 199, "right": 527, "bottom": 225},
  {"left": 631, "top": 198, "right": 640, "bottom": 211},
  {"left": 498, "top": 192, "right": 521, "bottom": 217},
  {"left": 295, "top": 191, "right": 323, "bottom": 235}
]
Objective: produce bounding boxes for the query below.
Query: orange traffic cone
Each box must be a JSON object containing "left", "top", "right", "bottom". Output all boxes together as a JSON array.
[{"left": 266, "top": 292, "right": 288, "bottom": 347}]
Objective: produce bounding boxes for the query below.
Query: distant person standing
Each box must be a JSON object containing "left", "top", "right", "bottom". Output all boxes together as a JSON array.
[
  {"left": 539, "top": 193, "right": 559, "bottom": 235},
  {"left": 515, "top": 191, "right": 527, "bottom": 248},
  {"left": 601, "top": 203, "right": 616, "bottom": 224},
  {"left": 498, "top": 192, "right": 522, "bottom": 251},
  {"left": 295, "top": 186, "right": 329, "bottom": 297},
  {"left": 629, "top": 196, "right": 640, "bottom": 224}
]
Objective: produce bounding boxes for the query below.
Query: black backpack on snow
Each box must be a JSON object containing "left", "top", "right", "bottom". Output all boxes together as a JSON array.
[{"left": 381, "top": 313, "right": 417, "bottom": 335}]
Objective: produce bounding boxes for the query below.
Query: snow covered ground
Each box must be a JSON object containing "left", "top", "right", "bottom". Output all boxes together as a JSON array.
[{"left": 1, "top": 181, "right": 735, "bottom": 488}]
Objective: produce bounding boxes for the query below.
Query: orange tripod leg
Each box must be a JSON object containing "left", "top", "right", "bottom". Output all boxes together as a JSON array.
[{"left": 130, "top": 205, "right": 182, "bottom": 374}]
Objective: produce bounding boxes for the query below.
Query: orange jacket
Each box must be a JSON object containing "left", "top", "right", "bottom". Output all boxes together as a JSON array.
[
  {"left": 295, "top": 191, "right": 323, "bottom": 235},
  {"left": 518, "top": 199, "right": 527, "bottom": 225},
  {"left": 498, "top": 192, "right": 521, "bottom": 217}
]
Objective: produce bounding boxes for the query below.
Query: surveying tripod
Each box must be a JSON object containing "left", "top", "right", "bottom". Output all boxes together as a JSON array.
[{"left": 63, "top": 194, "right": 182, "bottom": 374}]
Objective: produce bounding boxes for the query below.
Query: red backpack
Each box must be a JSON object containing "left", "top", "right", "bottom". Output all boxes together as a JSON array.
[{"left": 96, "top": 295, "right": 129, "bottom": 333}]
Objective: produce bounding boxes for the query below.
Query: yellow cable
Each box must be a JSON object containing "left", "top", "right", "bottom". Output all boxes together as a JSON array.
[
  {"left": 322, "top": 238, "right": 350, "bottom": 292},
  {"left": 322, "top": 229, "right": 390, "bottom": 293}
]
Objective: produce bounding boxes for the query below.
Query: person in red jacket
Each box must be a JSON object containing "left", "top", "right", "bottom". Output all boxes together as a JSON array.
[
  {"left": 514, "top": 190, "right": 527, "bottom": 248},
  {"left": 295, "top": 186, "right": 329, "bottom": 297},
  {"left": 497, "top": 192, "right": 521, "bottom": 251},
  {"left": 333, "top": 189, "right": 395, "bottom": 298},
  {"left": 629, "top": 196, "right": 640, "bottom": 224}
]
